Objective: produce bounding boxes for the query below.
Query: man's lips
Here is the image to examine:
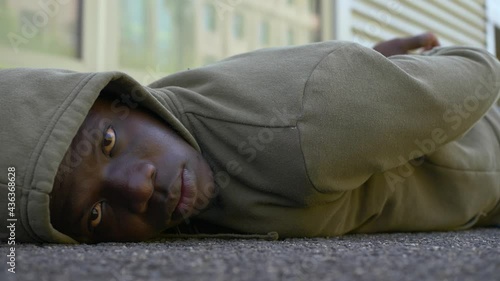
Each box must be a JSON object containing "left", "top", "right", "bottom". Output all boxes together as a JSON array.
[
  {"left": 150, "top": 168, "right": 182, "bottom": 223},
  {"left": 176, "top": 169, "right": 188, "bottom": 212},
  {"left": 173, "top": 168, "right": 197, "bottom": 219},
  {"left": 151, "top": 167, "right": 199, "bottom": 225}
]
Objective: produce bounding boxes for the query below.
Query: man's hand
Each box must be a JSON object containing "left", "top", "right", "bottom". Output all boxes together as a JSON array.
[{"left": 373, "top": 32, "right": 440, "bottom": 57}]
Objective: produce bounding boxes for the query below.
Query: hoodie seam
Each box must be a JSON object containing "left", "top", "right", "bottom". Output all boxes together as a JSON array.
[
  {"left": 185, "top": 113, "right": 298, "bottom": 128},
  {"left": 162, "top": 88, "right": 299, "bottom": 129},
  {"left": 297, "top": 46, "right": 346, "bottom": 195}
]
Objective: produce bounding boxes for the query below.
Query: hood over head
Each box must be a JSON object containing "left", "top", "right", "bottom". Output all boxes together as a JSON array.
[{"left": 0, "top": 68, "right": 199, "bottom": 243}]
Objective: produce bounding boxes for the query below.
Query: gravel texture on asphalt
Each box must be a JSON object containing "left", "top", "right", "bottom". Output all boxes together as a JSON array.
[{"left": 1, "top": 228, "right": 498, "bottom": 281}]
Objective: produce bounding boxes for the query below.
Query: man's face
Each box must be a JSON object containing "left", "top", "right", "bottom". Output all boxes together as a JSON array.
[{"left": 50, "top": 95, "right": 215, "bottom": 243}]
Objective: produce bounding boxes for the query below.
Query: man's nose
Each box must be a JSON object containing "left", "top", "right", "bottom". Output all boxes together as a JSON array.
[{"left": 103, "top": 160, "right": 156, "bottom": 214}]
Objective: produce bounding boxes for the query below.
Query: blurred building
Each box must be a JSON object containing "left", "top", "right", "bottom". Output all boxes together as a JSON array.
[
  {"left": 0, "top": 0, "right": 80, "bottom": 57},
  {"left": 0, "top": 0, "right": 498, "bottom": 83},
  {"left": 191, "top": 0, "right": 320, "bottom": 64},
  {"left": 117, "top": 0, "right": 320, "bottom": 72}
]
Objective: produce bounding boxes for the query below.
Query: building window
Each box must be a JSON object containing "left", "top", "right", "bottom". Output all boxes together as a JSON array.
[
  {"left": 259, "top": 21, "right": 270, "bottom": 45},
  {"left": 232, "top": 12, "right": 245, "bottom": 40},
  {"left": 120, "top": 0, "right": 148, "bottom": 68},
  {"left": 0, "top": 0, "right": 83, "bottom": 58},
  {"left": 119, "top": 1, "right": 196, "bottom": 72},
  {"left": 204, "top": 3, "right": 217, "bottom": 32}
]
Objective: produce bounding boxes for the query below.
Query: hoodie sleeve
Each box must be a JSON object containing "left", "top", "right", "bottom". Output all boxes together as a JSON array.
[{"left": 299, "top": 43, "right": 500, "bottom": 192}]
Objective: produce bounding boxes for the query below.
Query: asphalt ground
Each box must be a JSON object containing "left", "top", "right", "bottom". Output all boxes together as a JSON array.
[{"left": 0, "top": 227, "right": 498, "bottom": 281}]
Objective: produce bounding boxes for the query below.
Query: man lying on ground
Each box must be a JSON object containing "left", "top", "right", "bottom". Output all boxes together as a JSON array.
[{"left": 1, "top": 33, "right": 499, "bottom": 243}]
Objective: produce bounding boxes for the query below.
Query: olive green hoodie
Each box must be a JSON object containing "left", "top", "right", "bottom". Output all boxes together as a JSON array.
[{"left": 1, "top": 41, "right": 500, "bottom": 243}]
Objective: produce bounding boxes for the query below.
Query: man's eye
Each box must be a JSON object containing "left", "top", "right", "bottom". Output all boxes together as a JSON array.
[
  {"left": 89, "top": 202, "right": 103, "bottom": 229},
  {"left": 102, "top": 126, "right": 116, "bottom": 156}
]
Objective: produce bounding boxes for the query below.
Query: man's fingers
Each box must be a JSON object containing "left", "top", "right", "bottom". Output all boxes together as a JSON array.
[
  {"left": 373, "top": 32, "right": 441, "bottom": 57},
  {"left": 420, "top": 32, "right": 440, "bottom": 50},
  {"left": 403, "top": 32, "right": 440, "bottom": 51}
]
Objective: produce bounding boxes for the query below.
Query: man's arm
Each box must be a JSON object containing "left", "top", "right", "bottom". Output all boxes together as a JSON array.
[{"left": 300, "top": 39, "right": 500, "bottom": 191}]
